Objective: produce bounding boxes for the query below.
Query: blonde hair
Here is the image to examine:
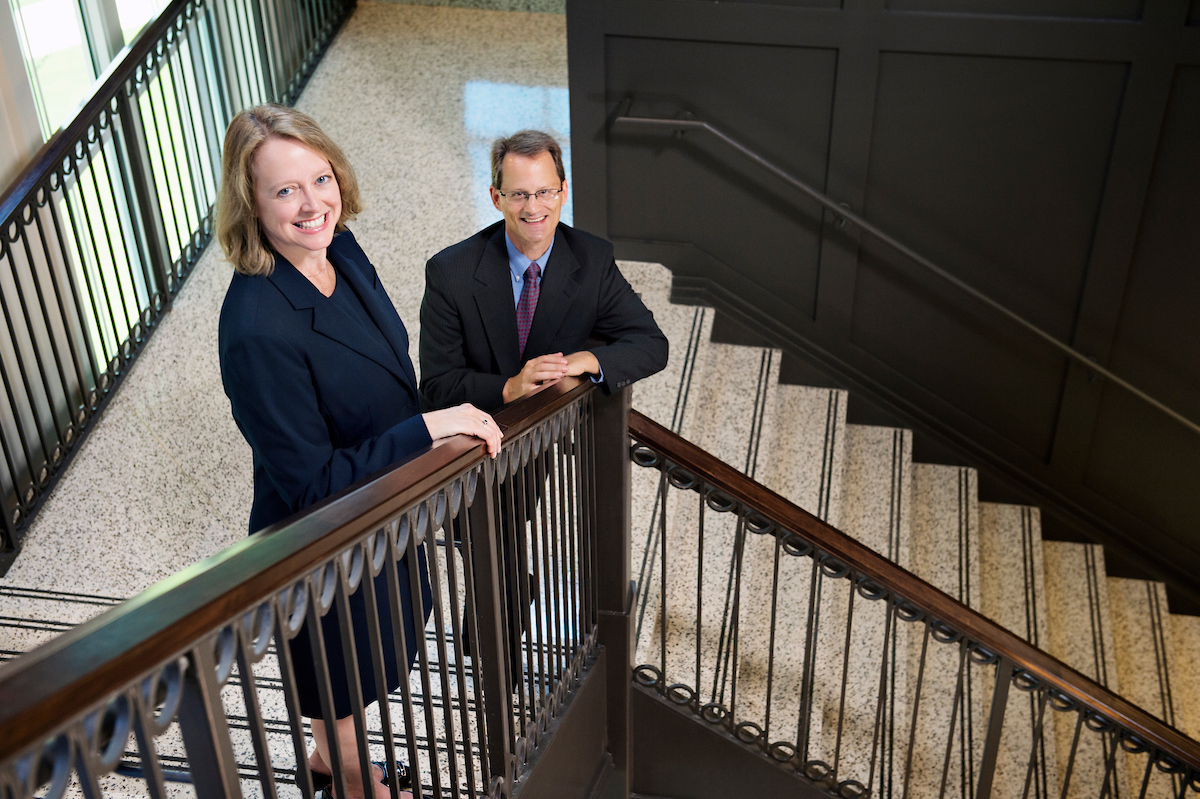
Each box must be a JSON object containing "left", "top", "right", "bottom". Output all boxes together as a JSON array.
[{"left": 215, "top": 104, "right": 363, "bottom": 276}]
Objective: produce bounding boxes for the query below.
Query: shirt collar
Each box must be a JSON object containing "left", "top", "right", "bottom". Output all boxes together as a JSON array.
[{"left": 505, "top": 230, "right": 555, "bottom": 284}]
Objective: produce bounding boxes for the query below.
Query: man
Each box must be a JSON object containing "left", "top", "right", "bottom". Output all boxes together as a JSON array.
[
  {"left": 420, "top": 130, "right": 668, "bottom": 685},
  {"left": 420, "top": 129, "right": 668, "bottom": 412}
]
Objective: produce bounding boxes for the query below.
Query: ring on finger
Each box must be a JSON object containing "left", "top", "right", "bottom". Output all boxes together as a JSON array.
[{"left": 482, "top": 419, "right": 489, "bottom": 426}]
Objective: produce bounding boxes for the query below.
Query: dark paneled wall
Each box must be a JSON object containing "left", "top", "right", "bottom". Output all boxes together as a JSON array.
[{"left": 567, "top": 0, "right": 1200, "bottom": 605}]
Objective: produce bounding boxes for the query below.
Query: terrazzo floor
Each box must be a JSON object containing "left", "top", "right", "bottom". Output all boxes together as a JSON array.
[{"left": 2, "top": 2, "right": 1198, "bottom": 798}]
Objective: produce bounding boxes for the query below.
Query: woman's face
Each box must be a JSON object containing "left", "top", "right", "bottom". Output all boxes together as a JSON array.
[{"left": 252, "top": 136, "right": 341, "bottom": 261}]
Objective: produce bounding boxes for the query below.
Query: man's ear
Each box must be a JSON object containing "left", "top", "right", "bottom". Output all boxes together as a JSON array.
[{"left": 490, "top": 186, "right": 502, "bottom": 211}]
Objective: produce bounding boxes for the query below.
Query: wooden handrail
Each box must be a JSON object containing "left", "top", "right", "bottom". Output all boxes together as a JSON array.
[
  {"left": 0, "top": 378, "right": 591, "bottom": 757},
  {"left": 627, "top": 408, "right": 1200, "bottom": 771}
]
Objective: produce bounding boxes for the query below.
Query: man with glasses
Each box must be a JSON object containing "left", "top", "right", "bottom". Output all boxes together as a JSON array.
[
  {"left": 419, "top": 129, "right": 668, "bottom": 412},
  {"left": 419, "top": 130, "right": 667, "bottom": 685}
]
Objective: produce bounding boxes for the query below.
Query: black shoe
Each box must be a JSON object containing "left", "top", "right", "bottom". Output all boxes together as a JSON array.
[{"left": 311, "top": 760, "right": 410, "bottom": 795}]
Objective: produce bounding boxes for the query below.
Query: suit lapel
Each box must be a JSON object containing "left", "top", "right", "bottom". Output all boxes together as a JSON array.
[
  {"left": 523, "top": 227, "right": 580, "bottom": 359},
  {"left": 268, "top": 250, "right": 419, "bottom": 403},
  {"left": 474, "top": 226, "right": 521, "bottom": 376}
]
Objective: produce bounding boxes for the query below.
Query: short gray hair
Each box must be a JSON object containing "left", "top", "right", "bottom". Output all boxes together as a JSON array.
[{"left": 490, "top": 130, "right": 565, "bottom": 189}]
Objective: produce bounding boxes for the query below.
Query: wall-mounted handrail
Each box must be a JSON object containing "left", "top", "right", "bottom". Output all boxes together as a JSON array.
[
  {"left": 628, "top": 408, "right": 1200, "bottom": 780},
  {"left": 611, "top": 110, "right": 1200, "bottom": 439}
]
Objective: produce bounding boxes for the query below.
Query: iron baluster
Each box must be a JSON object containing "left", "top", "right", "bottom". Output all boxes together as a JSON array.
[
  {"left": 694, "top": 487, "right": 704, "bottom": 706},
  {"left": 867, "top": 593, "right": 897, "bottom": 795},
  {"left": 939, "top": 641, "right": 970, "bottom": 799},
  {"left": 17, "top": 220, "right": 74, "bottom": 450},
  {"left": 330, "top": 548, "right": 379, "bottom": 799},
  {"left": 1022, "top": 689, "right": 1051, "bottom": 799},
  {"left": 902, "top": 619, "right": 933, "bottom": 799},
  {"left": 762, "top": 533, "right": 782, "bottom": 741},
  {"left": 233, "top": 610, "right": 280, "bottom": 799},
  {"left": 526, "top": 448, "right": 549, "bottom": 713},
  {"left": 1058, "top": 710, "right": 1084, "bottom": 799},
  {"left": 1136, "top": 753, "right": 1153, "bottom": 799},
  {"left": 830, "top": 573, "right": 857, "bottom": 784},
  {"left": 356, "top": 531, "right": 406, "bottom": 799},
  {"left": 975, "top": 656, "right": 1014, "bottom": 799},
  {"left": 455, "top": 474, "right": 489, "bottom": 796},
  {"left": 467, "top": 458, "right": 515, "bottom": 797},
  {"left": 130, "top": 680, "right": 169, "bottom": 799},
  {"left": 1099, "top": 726, "right": 1121, "bottom": 799},
  {"left": 273, "top": 583, "right": 321, "bottom": 799},
  {"left": 114, "top": 86, "right": 172, "bottom": 307},
  {"left": 424, "top": 503, "right": 463, "bottom": 799},
  {"left": 727, "top": 512, "right": 747, "bottom": 730},
  {"left": 177, "top": 642, "right": 240, "bottom": 797},
  {"left": 796, "top": 554, "right": 821, "bottom": 764},
  {"left": 659, "top": 469, "right": 668, "bottom": 689},
  {"left": 408, "top": 506, "right": 444, "bottom": 799},
  {"left": 444, "top": 495, "right": 481, "bottom": 799}
]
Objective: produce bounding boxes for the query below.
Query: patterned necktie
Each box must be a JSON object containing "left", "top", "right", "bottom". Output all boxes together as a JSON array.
[{"left": 516, "top": 262, "right": 541, "bottom": 358}]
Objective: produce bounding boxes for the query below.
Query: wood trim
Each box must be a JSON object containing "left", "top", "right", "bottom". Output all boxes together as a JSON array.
[{"left": 627, "top": 408, "right": 1200, "bottom": 769}]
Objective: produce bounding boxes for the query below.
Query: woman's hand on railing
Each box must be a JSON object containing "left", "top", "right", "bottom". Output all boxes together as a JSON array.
[{"left": 422, "top": 403, "right": 502, "bottom": 456}]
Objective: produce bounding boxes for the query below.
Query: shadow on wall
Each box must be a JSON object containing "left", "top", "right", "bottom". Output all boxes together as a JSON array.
[{"left": 464, "top": 80, "right": 573, "bottom": 231}]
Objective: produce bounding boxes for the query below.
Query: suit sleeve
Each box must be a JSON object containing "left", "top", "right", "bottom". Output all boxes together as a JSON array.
[
  {"left": 586, "top": 255, "right": 669, "bottom": 393},
  {"left": 222, "top": 330, "right": 432, "bottom": 514},
  {"left": 419, "top": 257, "right": 509, "bottom": 410}
]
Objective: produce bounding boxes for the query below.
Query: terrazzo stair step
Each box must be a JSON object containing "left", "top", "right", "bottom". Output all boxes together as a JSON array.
[
  {"left": 634, "top": 340, "right": 783, "bottom": 717},
  {"left": 1107, "top": 577, "right": 1190, "bottom": 796},
  {"left": 783, "top": 423, "right": 913, "bottom": 785},
  {"left": 1171, "top": 613, "right": 1200, "bottom": 741},
  {"left": 758, "top": 384, "right": 849, "bottom": 528},
  {"left": 1041, "top": 541, "right": 1126, "bottom": 799},
  {"left": 905, "top": 464, "right": 985, "bottom": 799},
  {"left": 977, "top": 503, "right": 1058, "bottom": 799}
]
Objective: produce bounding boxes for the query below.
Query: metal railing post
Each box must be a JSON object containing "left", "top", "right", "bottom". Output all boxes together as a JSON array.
[
  {"left": 468, "top": 458, "right": 515, "bottom": 797},
  {"left": 114, "top": 87, "right": 174, "bottom": 307},
  {"left": 593, "top": 387, "right": 632, "bottom": 794},
  {"left": 974, "top": 656, "right": 1014, "bottom": 799},
  {"left": 177, "top": 643, "right": 241, "bottom": 798}
]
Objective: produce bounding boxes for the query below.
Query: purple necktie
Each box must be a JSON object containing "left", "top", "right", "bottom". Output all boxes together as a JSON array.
[{"left": 516, "top": 262, "right": 541, "bottom": 358}]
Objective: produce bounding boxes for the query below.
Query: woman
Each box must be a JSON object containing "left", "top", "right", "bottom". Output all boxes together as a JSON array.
[{"left": 216, "top": 104, "right": 500, "bottom": 799}]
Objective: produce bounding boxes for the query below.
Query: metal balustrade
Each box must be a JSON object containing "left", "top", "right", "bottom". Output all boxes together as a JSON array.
[
  {"left": 627, "top": 409, "right": 1200, "bottom": 799},
  {"left": 0, "top": 0, "right": 354, "bottom": 562},
  {"left": 0, "top": 379, "right": 619, "bottom": 799}
]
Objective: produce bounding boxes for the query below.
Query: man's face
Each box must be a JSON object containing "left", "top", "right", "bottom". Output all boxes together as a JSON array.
[{"left": 490, "top": 151, "right": 567, "bottom": 260}]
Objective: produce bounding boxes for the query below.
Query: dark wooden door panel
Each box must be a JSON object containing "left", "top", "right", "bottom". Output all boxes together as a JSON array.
[
  {"left": 1082, "top": 66, "right": 1200, "bottom": 543},
  {"left": 848, "top": 52, "right": 1128, "bottom": 459},
  {"left": 885, "top": 0, "right": 1143, "bottom": 20},
  {"left": 605, "top": 36, "right": 837, "bottom": 321}
]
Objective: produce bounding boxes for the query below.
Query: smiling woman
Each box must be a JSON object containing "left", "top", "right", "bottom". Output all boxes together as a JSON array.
[{"left": 214, "top": 104, "right": 502, "bottom": 799}]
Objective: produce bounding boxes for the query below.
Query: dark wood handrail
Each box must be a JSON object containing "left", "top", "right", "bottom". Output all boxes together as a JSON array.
[
  {"left": 0, "top": 378, "right": 592, "bottom": 757},
  {"left": 0, "top": 0, "right": 195, "bottom": 222},
  {"left": 628, "top": 409, "right": 1200, "bottom": 771}
]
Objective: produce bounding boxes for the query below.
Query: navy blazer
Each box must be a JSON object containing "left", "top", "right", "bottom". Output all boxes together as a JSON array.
[
  {"left": 219, "top": 229, "right": 431, "bottom": 534},
  {"left": 420, "top": 221, "right": 669, "bottom": 411}
]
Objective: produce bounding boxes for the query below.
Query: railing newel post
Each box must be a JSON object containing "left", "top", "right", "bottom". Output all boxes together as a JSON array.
[{"left": 594, "top": 386, "right": 632, "bottom": 796}]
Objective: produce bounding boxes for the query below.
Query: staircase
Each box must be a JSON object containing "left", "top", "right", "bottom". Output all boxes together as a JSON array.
[{"left": 619, "top": 258, "right": 1200, "bottom": 797}]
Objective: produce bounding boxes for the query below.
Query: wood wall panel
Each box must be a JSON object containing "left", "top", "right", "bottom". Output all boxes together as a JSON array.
[
  {"left": 849, "top": 53, "right": 1128, "bottom": 461},
  {"left": 604, "top": 36, "right": 837, "bottom": 321},
  {"left": 1083, "top": 66, "right": 1200, "bottom": 560},
  {"left": 885, "top": 0, "right": 1143, "bottom": 19}
]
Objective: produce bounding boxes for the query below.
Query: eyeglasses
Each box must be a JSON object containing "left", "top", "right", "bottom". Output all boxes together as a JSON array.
[{"left": 496, "top": 186, "right": 563, "bottom": 205}]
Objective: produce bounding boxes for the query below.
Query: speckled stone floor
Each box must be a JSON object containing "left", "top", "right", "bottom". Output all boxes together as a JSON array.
[{"left": 1, "top": 2, "right": 1198, "bottom": 797}]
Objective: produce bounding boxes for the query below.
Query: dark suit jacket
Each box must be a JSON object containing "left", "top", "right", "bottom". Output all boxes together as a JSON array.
[
  {"left": 219, "top": 228, "right": 432, "bottom": 534},
  {"left": 420, "top": 221, "right": 669, "bottom": 411}
]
